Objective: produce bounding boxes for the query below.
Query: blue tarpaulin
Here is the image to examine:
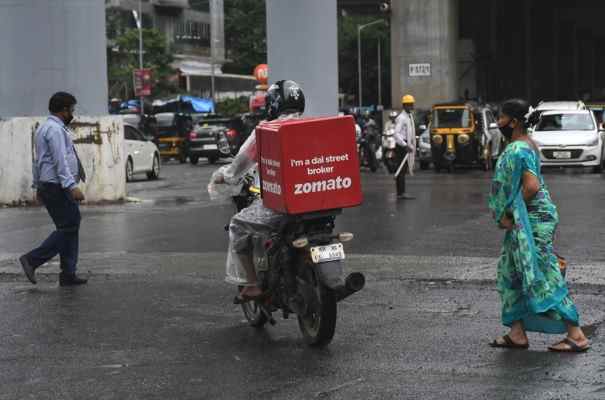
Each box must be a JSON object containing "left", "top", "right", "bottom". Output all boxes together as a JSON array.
[{"left": 181, "top": 96, "right": 215, "bottom": 113}]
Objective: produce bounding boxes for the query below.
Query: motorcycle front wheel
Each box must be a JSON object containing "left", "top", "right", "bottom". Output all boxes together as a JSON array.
[{"left": 297, "top": 270, "right": 337, "bottom": 347}]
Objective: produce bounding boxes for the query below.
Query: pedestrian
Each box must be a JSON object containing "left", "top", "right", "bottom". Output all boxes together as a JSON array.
[
  {"left": 488, "top": 98, "right": 589, "bottom": 352},
  {"left": 19, "top": 92, "right": 88, "bottom": 287},
  {"left": 393, "top": 94, "right": 416, "bottom": 200}
]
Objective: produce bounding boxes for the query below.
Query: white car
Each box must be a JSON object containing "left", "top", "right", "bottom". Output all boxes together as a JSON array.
[
  {"left": 124, "top": 123, "right": 161, "bottom": 181},
  {"left": 534, "top": 100, "right": 586, "bottom": 113},
  {"left": 530, "top": 110, "right": 604, "bottom": 173}
]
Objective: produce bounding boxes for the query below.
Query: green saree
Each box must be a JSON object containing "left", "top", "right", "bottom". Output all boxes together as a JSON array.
[{"left": 488, "top": 140, "right": 579, "bottom": 334}]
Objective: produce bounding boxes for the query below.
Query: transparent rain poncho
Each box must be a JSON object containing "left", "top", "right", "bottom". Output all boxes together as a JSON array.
[{"left": 208, "top": 114, "right": 300, "bottom": 286}]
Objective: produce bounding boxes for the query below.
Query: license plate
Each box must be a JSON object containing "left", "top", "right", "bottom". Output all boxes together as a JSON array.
[
  {"left": 553, "top": 151, "right": 571, "bottom": 159},
  {"left": 310, "top": 243, "right": 345, "bottom": 264},
  {"left": 203, "top": 144, "right": 218, "bottom": 150},
  {"left": 159, "top": 143, "right": 169, "bottom": 149}
]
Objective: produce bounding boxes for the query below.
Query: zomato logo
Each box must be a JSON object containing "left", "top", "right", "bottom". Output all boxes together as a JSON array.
[{"left": 294, "top": 176, "right": 352, "bottom": 195}]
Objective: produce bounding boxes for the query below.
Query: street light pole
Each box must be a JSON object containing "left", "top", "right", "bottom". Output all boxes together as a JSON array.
[
  {"left": 210, "top": 40, "right": 215, "bottom": 105},
  {"left": 210, "top": 0, "right": 217, "bottom": 106},
  {"left": 357, "top": 25, "right": 362, "bottom": 108},
  {"left": 357, "top": 19, "right": 385, "bottom": 109},
  {"left": 134, "top": 1, "right": 144, "bottom": 117},
  {"left": 377, "top": 38, "right": 382, "bottom": 107}
]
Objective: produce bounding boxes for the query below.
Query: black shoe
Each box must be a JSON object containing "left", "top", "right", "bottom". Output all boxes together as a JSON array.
[
  {"left": 59, "top": 273, "right": 88, "bottom": 287},
  {"left": 19, "top": 255, "right": 36, "bottom": 284}
]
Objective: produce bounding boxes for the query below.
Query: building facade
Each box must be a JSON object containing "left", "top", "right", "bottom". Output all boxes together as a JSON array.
[{"left": 106, "top": 0, "right": 255, "bottom": 100}]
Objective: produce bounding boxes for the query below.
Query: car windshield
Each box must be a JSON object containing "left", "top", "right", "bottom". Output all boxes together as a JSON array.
[
  {"left": 536, "top": 113, "right": 595, "bottom": 131},
  {"left": 432, "top": 108, "right": 471, "bottom": 128}
]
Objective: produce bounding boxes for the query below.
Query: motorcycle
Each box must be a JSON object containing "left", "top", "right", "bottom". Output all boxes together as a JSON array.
[
  {"left": 381, "top": 126, "right": 398, "bottom": 174},
  {"left": 229, "top": 175, "right": 365, "bottom": 347},
  {"left": 357, "top": 122, "right": 379, "bottom": 172}
]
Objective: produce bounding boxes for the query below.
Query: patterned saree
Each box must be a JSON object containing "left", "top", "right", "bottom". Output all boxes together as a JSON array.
[{"left": 488, "top": 141, "right": 579, "bottom": 333}]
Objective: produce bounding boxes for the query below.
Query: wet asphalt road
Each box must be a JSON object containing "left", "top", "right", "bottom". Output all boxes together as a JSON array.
[{"left": 1, "top": 160, "right": 605, "bottom": 399}]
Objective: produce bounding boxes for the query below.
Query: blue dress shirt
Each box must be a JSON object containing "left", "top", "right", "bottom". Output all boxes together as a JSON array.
[{"left": 32, "top": 116, "right": 80, "bottom": 190}]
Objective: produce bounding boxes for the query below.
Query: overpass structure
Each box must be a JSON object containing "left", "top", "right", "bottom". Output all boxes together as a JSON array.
[{"left": 341, "top": 0, "right": 605, "bottom": 110}]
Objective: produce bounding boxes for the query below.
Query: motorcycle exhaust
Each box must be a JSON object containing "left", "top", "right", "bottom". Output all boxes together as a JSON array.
[{"left": 334, "top": 272, "right": 365, "bottom": 302}]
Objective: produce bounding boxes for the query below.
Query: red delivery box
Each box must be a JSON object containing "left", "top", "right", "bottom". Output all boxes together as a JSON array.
[{"left": 256, "top": 115, "right": 363, "bottom": 214}]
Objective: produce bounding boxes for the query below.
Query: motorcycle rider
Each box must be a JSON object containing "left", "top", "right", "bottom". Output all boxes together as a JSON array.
[
  {"left": 393, "top": 94, "right": 417, "bottom": 200},
  {"left": 384, "top": 110, "right": 398, "bottom": 132},
  {"left": 209, "top": 80, "right": 305, "bottom": 301},
  {"left": 362, "top": 110, "right": 377, "bottom": 131}
]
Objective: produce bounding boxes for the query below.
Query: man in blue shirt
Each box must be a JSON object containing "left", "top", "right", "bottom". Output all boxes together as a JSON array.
[{"left": 19, "top": 92, "right": 88, "bottom": 286}]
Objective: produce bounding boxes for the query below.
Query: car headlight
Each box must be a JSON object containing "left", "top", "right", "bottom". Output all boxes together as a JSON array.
[
  {"left": 457, "top": 133, "right": 470, "bottom": 145},
  {"left": 586, "top": 137, "right": 599, "bottom": 147},
  {"left": 432, "top": 135, "right": 443, "bottom": 145}
]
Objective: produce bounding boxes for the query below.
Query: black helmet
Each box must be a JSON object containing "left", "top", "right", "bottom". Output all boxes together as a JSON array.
[{"left": 265, "top": 80, "right": 305, "bottom": 121}]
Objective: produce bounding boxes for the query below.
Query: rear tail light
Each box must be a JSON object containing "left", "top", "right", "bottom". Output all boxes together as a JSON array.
[
  {"left": 189, "top": 131, "right": 197, "bottom": 140},
  {"left": 292, "top": 237, "right": 309, "bottom": 248},
  {"left": 226, "top": 129, "right": 237, "bottom": 139}
]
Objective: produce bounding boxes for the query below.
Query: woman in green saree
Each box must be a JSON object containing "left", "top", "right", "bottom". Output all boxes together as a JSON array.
[{"left": 488, "top": 99, "right": 589, "bottom": 352}]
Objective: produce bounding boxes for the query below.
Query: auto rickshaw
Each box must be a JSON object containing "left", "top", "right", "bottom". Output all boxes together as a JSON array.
[
  {"left": 153, "top": 112, "right": 192, "bottom": 163},
  {"left": 152, "top": 96, "right": 212, "bottom": 163},
  {"left": 429, "top": 102, "right": 488, "bottom": 172}
]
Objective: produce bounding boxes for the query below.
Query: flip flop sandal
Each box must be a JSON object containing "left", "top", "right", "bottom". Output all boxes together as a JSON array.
[
  {"left": 489, "top": 334, "right": 529, "bottom": 349},
  {"left": 548, "top": 337, "right": 590, "bottom": 353}
]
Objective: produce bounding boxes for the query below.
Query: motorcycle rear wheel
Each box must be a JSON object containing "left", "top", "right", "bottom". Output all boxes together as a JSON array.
[{"left": 297, "top": 271, "right": 337, "bottom": 347}]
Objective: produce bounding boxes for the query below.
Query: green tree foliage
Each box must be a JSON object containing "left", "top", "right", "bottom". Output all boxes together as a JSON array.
[
  {"left": 107, "top": 17, "right": 177, "bottom": 99},
  {"left": 338, "top": 15, "right": 390, "bottom": 108},
  {"left": 216, "top": 96, "right": 249, "bottom": 116},
  {"left": 222, "top": 0, "right": 267, "bottom": 75}
]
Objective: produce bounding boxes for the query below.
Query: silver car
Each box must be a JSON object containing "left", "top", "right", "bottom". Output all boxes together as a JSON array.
[{"left": 530, "top": 110, "right": 604, "bottom": 173}]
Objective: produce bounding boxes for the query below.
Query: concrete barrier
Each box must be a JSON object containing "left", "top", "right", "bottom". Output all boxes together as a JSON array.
[{"left": 0, "top": 116, "right": 126, "bottom": 205}]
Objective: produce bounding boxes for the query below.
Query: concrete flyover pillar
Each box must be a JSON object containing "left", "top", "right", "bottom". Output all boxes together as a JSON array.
[
  {"left": 0, "top": 0, "right": 125, "bottom": 205},
  {"left": 265, "top": 0, "right": 338, "bottom": 116},
  {"left": 0, "top": 0, "right": 108, "bottom": 117},
  {"left": 391, "top": 0, "right": 459, "bottom": 111}
]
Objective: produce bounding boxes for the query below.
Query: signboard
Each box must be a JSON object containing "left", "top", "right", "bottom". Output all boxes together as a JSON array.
[
  {"left": 409, "top": 63, "right": 431, "bottom": 77},
  {"left": 133, "top": 68, "right": 153, "bottom": 97},
  {"left": 254, "top": 64, "right": 269, "bottom": 85},
  {"left": 256, "top": 115, "right": 362, "bottom": 214}
]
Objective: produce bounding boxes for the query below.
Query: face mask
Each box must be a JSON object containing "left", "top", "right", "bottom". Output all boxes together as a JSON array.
[{"left": 500, "top": 120, "right": 514, "bottom": 140}]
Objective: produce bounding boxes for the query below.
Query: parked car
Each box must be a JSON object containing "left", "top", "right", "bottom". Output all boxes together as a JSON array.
[
  {"left": 479, "top": 106, "right": 503, "bottom": 170},
  {"left": 530, "top": 110, "right": 604, "bottom": 173},
  {"left": 529, "top": 101, "right": 586, "bottom": 133},
  {"left": 586, "top": 102, "right": 605, "bottom": 125},
  {"left": 535, "top": 100, "right": 586, "bottom": 112},
  {"left": 152, "top": 96, "right": 214, "bottom": 163},
  {"left": 186, "top": 115, "right": 234, "bottom": 165},
  {"left": 418, "top": 124, "right": 431, "bottom": 170},
  {"left": 120, "top": 112, "right": 158, "bottom": 140},
  {"left": 124, "top": 123, "right": 161, "bottom": 181}
]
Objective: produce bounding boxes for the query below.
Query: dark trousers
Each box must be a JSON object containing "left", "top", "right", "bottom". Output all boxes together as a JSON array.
[
  {"left": 394, "top": 145, "right": 408, "bottom": 195},
  {"left": 25, "top": 183, "right": 81, "bottom": 274}
]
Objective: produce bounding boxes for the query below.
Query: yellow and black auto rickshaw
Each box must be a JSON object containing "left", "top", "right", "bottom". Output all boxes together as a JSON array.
[
  {"left": 430, "top": 102, "right": 488, "bottom": 172},
  {"left": 152, "top": 97, "right": 197, "bottom": 163}
]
